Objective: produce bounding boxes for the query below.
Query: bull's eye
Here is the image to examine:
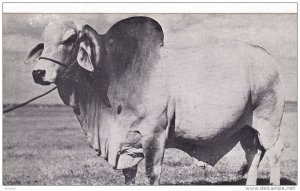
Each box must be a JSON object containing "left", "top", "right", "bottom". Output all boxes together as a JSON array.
[
  {"left": 117, "top": 105, "right": 122, "bottom": 114},
  {"left": 62, "top": 35, "right": 77, "bottom": 46},
  {"left": 64, "top": 38, "right": 75, "bottom": 46}
]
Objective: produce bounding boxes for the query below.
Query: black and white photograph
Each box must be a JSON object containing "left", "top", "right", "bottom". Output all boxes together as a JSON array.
[{"left": 2, "top": 2, "right": 298, "bottom": 188}]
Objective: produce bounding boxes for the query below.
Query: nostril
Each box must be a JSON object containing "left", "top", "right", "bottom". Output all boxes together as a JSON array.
[
  {"left": 37, "top": 70, "right": 46, "bottom": 77},
  {"left": 32, "top": 70, "right": 46, "bottom": 78},
  {"left": 32, "top": 70, "right": 46, "bottom": 84},
  {"left": 32, "top": 69, "right": 51, "bottom": 85}
]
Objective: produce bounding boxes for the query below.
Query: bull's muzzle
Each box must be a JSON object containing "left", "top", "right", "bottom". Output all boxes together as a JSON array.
[{"left": 32, "top": 69, "right": 51, "bottom": 85}]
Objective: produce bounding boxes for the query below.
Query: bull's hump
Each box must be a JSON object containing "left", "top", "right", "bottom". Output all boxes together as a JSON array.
[{"left": 105, "top": 16, "right": 164, "bottom": 46}]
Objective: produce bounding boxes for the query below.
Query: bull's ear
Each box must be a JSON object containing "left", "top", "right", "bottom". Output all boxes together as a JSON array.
[
  {"left": 77, "top": 41, "right": 94, "bottom": 72},
  {"left": 24, "top": 43, "right": 44, "bottom": 64}
]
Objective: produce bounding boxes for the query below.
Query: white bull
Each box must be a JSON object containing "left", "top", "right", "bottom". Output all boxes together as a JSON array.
[{"left": 25, "top": 16, "right": 284, "bottom": 185}]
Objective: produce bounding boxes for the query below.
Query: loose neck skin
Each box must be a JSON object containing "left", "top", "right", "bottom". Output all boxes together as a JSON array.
[
  {"left": 56, "top": 56, "right": 149, "bottom": 162},
  {"left": 55, "top": 33, "right": 144, "bottom": 157},
  {"left": 57, "top": 62, "right": 110, "bottom": 157},
  {"left": 56, "top": 34, "right": 109, "bottom": 153}
]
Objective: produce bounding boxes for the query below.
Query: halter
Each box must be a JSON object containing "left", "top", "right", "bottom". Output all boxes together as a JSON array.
[
  {"left": 38, "top": 32, "right": 81, "bottom": 69},
  {"left": 39, "top": 57, "right": 68, "bottom": 68}
]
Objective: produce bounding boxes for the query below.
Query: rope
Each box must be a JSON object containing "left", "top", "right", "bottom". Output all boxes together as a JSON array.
[
  {"left": 4, "top": 52, "right": 79, "bottom": 114},
  {"left": 3, "top": 86, "right": 58, "bottom": 114}
]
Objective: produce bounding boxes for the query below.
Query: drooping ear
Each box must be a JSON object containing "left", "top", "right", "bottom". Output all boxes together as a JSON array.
[
  {"left": 77, "top": 41, "right": 94, "bottom": 72},
  {"left": 24, "top": 43, "right": 44, "bottom": 64},
  {"left": 76, "top": 25, "right": 101, "bottom": 71}
]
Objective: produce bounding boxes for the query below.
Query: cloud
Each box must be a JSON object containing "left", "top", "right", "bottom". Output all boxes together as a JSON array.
[
  {"left": 3, "top": 34, "right": 40, "bottom": 54},
  {"left": 28, "top": 14, "right": 61, "bottom": 26},
  {"left": 3, "top": 14, "right": 41, "bottom": 36}
]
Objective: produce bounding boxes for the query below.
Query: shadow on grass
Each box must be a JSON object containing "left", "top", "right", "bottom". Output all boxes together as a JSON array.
[{"left": 163, "top": 178, "right": 296, "bottom": 185}]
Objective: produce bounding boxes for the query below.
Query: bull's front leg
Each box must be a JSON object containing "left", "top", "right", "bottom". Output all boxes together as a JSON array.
[
  {"left": 142, "top": 130, "right": 167, "bottom": 185},
  {"left": 123, "top": 165, "right": 138, "bottom": 185}
]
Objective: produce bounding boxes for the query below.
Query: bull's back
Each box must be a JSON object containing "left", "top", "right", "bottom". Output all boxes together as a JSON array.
[{"left": 163, "top": 41, "right": 274, "bottom": 143}]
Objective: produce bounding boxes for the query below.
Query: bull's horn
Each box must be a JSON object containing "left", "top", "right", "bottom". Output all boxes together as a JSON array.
[{"left": 82, "top": 25, "right": 102, "bottom": 68}]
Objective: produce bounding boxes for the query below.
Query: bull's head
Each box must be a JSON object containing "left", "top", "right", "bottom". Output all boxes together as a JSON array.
[{"left": 25, "top": 21, "right": 102, "bottom": 85}]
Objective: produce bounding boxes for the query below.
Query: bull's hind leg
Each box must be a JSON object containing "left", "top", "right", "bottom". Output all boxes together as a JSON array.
[
  {"left": 240, "top": 126, "right": 266, "bottom": 185},
  {"left": 267, "top": 137, "right": 283, "bottom": 185},
  {"left": 249, "top": 49, "right": 285, "bottom": 185},
  {"left": 250, "top": 91, "right": 284, "bottom": 185},
  {"left": 242, "top": 115, "right": 283, "bottom": 185}
]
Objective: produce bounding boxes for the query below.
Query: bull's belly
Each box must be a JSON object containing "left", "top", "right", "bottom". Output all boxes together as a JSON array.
[
  {"left": 168, "top": 102, "right": 252, "bottom": 166},
  {"left": 172, "top": 83, "right": 252, "bottom": 145},
  {"left": 170, "top": 95, "right": 253, "bottom": 166},
  {"left": 170, "top": 129, "right": 243, "bottom": 166},
  {"left": 174, "top": 116, "right": 248, "bottom": 144}
]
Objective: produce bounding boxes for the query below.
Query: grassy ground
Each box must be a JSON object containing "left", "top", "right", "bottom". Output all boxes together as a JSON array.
[{"left": 3, "top": 105, "right": 297, "bottom": 185}]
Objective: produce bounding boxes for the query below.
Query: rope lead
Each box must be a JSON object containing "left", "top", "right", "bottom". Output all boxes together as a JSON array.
[{"left": 3, "top": 86, "right": 58, "bottom": 114}]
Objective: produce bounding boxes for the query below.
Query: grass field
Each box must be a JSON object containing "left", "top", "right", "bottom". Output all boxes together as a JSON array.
[{"left": 3, "top": 104, "right": 297, "bottom": 185}]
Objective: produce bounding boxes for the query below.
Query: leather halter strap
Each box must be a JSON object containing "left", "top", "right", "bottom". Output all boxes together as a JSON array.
[{"left": 39, "top": 57, "right": 68, "bottom": 68}]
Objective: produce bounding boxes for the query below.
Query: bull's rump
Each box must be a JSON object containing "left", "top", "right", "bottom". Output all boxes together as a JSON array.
[{"left": 163, "top": 41, "right": 271, "bottom": 143}]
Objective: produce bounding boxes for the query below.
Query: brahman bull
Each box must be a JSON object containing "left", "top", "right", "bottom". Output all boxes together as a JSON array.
[{"left": 25, "top": 16, "right": 284, "bottom": 185}]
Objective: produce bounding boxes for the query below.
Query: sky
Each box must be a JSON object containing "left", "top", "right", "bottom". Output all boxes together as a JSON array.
[{"left": 3, "top": 13, "right": 297, "bottom": 104}]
